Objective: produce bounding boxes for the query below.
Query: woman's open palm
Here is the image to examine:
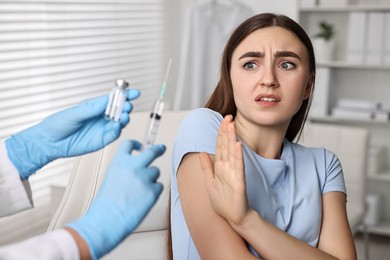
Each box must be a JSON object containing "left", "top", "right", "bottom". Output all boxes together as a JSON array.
[{"left": 199, "top": 115, "right": 250, "bottom": 227}]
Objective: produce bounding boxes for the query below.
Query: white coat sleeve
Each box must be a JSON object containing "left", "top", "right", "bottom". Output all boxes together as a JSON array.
[
  {"left": 0, "top": 229, "right": 80, "bottom": 260},
  {"left": 0, "top": 140, "right": 34, "bottom": 217}
]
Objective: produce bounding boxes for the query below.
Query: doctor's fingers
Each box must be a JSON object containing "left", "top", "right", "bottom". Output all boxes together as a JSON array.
[
  {"left": 136, "top": 144, "right": 166, "bottom": 167},
  {"left": 121, "top": 140, "right": 142, "bottom": 152},
  {"left": 121, "top": 101, "right": 132, "bottom": 113},
  {"left": 126, "top": 88, "right": 141, "bottom": 101},
  {"left": 150, "top": 182, "right": 163, "bottom": 200},
  {"left": 141, "top": 166, "right": 161, "bottom": 183}
]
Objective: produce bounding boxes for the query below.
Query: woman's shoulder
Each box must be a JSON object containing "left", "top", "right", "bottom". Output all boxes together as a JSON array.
[
  {"left": 186, "top": 107, "right": 223, "bottom": 121},
  {"left": 172, "top": 108, "right": 222, "bottom": 172},
  {"left": 180, "top": 108, "right": 223, "bottom": 131}
]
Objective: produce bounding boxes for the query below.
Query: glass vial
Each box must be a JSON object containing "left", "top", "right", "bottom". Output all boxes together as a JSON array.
[{"left": 105, "top": 79, "right": 129, "bottom": 121}]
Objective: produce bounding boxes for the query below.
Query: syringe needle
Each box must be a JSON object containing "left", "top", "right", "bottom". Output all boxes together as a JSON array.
[{"left": 160, "top": 58, "right": 173, "bottom": 99}]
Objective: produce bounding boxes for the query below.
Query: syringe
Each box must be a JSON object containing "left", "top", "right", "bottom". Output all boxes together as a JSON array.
[{"left": 143, "top": 58, "right": 173, "bottom": 148}]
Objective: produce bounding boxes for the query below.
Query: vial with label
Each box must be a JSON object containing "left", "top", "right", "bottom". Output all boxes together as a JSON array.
[{"left": 105, "top": 79, "right": 129, "bottom": 121}]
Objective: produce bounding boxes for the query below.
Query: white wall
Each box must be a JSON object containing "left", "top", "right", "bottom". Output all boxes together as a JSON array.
[{"left": 241, "top": 0, "right": 298, "bottom": 20}]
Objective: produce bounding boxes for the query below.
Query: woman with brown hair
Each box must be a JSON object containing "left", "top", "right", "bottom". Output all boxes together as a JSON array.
[{"left": 170, "top": 13, "right": 356, "bottom": 259}]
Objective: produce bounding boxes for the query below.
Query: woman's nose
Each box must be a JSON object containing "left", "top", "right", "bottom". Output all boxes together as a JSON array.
[{"left": 259, "top": 67, "right": 279, "bottom": 88}]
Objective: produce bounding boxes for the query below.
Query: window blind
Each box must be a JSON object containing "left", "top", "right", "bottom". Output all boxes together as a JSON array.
[{"left": 0, "top": 0, "right": 167, "bottom": 244}]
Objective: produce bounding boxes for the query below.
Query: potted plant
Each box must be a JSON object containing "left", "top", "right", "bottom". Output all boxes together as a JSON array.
[{"left": 312, "top": 20, "right": 336, "bottom": 61}]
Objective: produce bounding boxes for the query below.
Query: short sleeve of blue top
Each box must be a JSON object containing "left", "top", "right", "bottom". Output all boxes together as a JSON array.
[{"left": 170, "top": 108, "right": 346, "bottom": 259}]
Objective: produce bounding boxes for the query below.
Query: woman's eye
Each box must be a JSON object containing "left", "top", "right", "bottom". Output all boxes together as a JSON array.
[
  {"left": 243, "top": 62, "right": 257, "bottom": 70},
  {"left": 280, "top": 62, "right": 295, "bottom": 70}
]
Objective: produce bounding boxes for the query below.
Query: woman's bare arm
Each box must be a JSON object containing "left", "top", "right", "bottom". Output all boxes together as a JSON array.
[
  {"left": 177, "top": 153, "right": 258, "bottom": 259},
  {"left": 227, "top": 193, "right": 356, "bottom": 260},
  {"left": 318, "top": 192, "right": 357, "bottom": 259}
]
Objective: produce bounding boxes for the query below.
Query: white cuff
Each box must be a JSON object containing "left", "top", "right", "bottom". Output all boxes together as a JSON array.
[
  {"left": 0, "top": 229, "right": 80, "bottom": 260},
  {"left": 0, "top": 140, "right": 33, "bottom": 217}
]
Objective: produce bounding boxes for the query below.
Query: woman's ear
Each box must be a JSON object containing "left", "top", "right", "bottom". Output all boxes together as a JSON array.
[{"left": 303, "top": 74, "right": 315, "bottom": 99}]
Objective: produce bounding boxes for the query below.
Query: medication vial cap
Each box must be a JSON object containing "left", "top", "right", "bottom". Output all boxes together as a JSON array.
[{"left": 115, "top": 79, "right": 129, "bottom": 89}]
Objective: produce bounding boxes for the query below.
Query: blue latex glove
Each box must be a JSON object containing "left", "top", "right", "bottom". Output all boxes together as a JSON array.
[
  {"left": 5, "top": 89, "right": 140, "bottom": 180},
  {"left": 67, "top": 140, "right": 166, "bottom": 260}
]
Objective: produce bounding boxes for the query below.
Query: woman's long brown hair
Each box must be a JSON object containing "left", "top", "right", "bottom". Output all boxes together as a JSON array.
[{"left": 167, "top": 13, "right": 316, "bottom": 259}]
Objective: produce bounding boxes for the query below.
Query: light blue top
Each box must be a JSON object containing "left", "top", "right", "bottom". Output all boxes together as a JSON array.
[{"left": 170, "top": 108, "right": 346, "bottom": 259}]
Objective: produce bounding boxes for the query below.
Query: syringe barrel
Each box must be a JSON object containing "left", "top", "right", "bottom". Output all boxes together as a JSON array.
[
  {"left": 105, "top": 79, "right": 129, "bottom": 121},
  {"left": 144, "top": 98, "right": 165, "bottom": 147}
]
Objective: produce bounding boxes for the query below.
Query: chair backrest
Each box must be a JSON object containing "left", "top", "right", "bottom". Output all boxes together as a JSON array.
[
  {"left": 48, "top": 110, "right": 190, "bottom": 259},
  {"left": 298, "top": 122, "right": 369, "bottom": 233}
]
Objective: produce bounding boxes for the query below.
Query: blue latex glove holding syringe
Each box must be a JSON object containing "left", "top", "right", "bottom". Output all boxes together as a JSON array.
[{"left": 5, "top": 58, "right": 173, "bottom": 259}]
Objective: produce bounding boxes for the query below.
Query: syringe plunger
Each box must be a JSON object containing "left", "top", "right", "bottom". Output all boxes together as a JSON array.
[{"left": 143, "top": 98, "right": 165, "bottom": 147}]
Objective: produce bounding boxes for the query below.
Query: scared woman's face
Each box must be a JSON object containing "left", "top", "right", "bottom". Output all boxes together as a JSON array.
[{"left": 230, "top": 26, "right": 313, "bottom": 130}]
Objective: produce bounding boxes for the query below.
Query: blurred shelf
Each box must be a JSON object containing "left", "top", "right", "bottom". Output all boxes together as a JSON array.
[
  {"left": 317, "top": 61, "right": 390, "bottom": 70},
  {"left": 366, "top": 221, "right": 390, "bottom": 236},
  {"left": 368, "top": 172, "right": 390, "bottom": 182},
  {"left": 300, "top": 4, "right": 390, "bottom": 12},
  {"left": 309, "top": 116, "right": 390, "bottom": 126}
]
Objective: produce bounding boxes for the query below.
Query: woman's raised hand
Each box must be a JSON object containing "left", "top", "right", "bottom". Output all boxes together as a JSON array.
[{"left": 199, "top": 115, "right": 250, "bottom": 228}]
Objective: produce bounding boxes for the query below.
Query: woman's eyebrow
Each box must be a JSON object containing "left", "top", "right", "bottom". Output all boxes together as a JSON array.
[
  {"left": 275, "top": 51, "right": 301, "bottom": 60},
  {"left": 238, "top": 51, "right": 301, "bottom": 60},
  {"left": 239, "top": 51, "right": 263, "bottom": 60}
]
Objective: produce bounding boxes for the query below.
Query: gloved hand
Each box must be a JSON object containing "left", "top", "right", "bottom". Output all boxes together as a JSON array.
[
  {"left": 5, "top": 89, "right": 140, "bottom": 180},
  {"left": 67, "top": 140, "right": 166, "bottom": 260}
]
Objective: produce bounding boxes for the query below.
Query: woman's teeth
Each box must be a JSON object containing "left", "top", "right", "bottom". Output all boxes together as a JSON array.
[{"left": 260, "top": 97, "right": 277, "bottom": 102}]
